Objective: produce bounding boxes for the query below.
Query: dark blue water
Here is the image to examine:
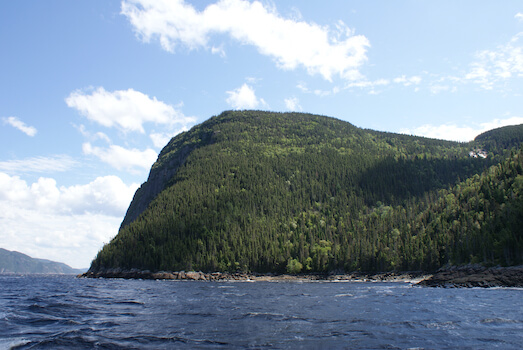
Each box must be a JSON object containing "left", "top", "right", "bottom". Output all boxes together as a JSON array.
[{"left": 0, "top": 275, "right": 521, "bottom": 349}]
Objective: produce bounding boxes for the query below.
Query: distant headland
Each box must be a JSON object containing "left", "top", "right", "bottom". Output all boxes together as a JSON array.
[{"left": 0, "top": 248, "right": 86, "bottom": 275}]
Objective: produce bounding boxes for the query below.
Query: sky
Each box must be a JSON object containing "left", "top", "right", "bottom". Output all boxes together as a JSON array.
[{"left": 1, "top": 1, "right": 523, "bottom": 268}]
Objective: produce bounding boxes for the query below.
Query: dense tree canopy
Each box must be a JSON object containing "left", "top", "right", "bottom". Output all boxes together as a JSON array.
[{"left": 90, "top": 111, "right": 523, "bottom": 273}]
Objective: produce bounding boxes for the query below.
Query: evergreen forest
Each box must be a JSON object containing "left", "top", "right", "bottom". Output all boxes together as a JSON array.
[{"left": 89, "top": 111, "right": 523, "bottom": 274}]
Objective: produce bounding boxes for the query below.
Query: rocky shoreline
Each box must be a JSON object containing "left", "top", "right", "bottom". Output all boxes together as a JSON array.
[
  {"left": 80, "top": 268, "right": 429, "bottom": 283},
  {"left": 80, "top": 265, "right": 523, "bottom": 287},
  {"left": 417, "top": 265, "right": 523, "bottom": 288}
]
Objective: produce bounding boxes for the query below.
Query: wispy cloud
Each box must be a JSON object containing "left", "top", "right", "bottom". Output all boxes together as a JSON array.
[
  {"left": 0, "top": 155, "right": 78, "bottom": 174},
  {"left": 226, "top": 83, "right": 267, "bottom": 110},
  {"left": 284, "top": 97, "right": 302, "bottom": 111},
  {"left": 464, "top": 33, "right": 523, "bottom": 90},
  {"left": 393, "top": 75, "right": 422, "bottom": 87},
  {"left": 121, "top": 0, "right": 370, "bottom": 81},
  {"left": 516, "top": 13, "right": 523, "bottom": 21},
  {"left": 2, "top": 116, "right": 37, "bottom": 137},
  {"left": 345, "top": 79, "right": 389, "bottom": 89}
]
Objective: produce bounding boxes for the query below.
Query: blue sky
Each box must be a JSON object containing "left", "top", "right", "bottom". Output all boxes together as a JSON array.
[{"left": 1, "top": 1, "right": 523, "bottom": 268}]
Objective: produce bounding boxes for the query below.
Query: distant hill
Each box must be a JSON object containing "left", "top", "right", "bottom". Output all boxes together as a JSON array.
[
  {"left": 88, "top": 111, "right": 523, "bottom": 274},
  {"left": 0, "top": 248, "right": 85, "bottom": 274},
  {"left": 474, "top": 124, "right": 523, "bottom": 154}
]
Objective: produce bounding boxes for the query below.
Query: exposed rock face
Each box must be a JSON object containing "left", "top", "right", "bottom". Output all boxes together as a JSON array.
[
  {"left": 417, "top": 265, "right": 523, "bottom": 288},
  {"left": 120, "top": 145, "right": 196, "bottom": 228},
  {"left": 120, "top": 128, "right": 216, "bottom": 228}
]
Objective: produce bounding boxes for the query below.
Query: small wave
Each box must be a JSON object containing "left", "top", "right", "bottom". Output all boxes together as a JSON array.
[
  {"left": 480, "top": 317, "right": 522, "bottom": 324},
  {"left": 121, "top": 334, "right": 230, "bottom": 347},
  {"left": 234, "top": 312, "right": 311, "bottom": 323},
  {"left": 114, "top": 300, "right": 145, "bottom": 305},
  {"left": 383, "top": 320, "right": 422, "bottom": 329},
  {"left": 236, "top": 312, "right": 285, "bottom": 321},
  {"left": 0, "top": 338, "right": 30, "bottom": 350},
  {"left": 176, "top": 312, "right": 217, "bottom": 318},
  {"left": 477, "top": 337, "right": 509, "bottom": 344},
  {"left": 8, "top": 330, "right": 100, "bottom": 350},
  {"left": 27, "top": 303, "right": 46, "bottom": 312},
  {"left": 93, "top": 320, "right": 119, "bottom": 328},
  {"left": 334, "top": 293, "right": 354, "bottom": 297},
  {"left": 426, "top": 321, "right": 459, "bottom": 329},
  {"left": 222, "top": 292, "right": 247, "bottom": 297},
  {"left": 11, "top": 332, "right": 230, "bottom": 350}
]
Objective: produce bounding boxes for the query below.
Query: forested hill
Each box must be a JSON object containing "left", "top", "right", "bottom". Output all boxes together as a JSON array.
[
  {"left": 0, "top": 248, "right": 85, "bottom": 274},
  {"left": 89, "top": 111, "right": 523, "bottom": 274}
]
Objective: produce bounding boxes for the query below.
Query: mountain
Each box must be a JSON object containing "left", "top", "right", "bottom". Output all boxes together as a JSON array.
[
  {"left": 0, "top": 248, "right": 85, "bottom": 274},
  {"left": 88, "top": 111, "right": 523, "bottom": 274}
]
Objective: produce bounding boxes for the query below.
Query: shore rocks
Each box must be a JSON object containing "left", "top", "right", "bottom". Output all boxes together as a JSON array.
[
  {"left": 80, "top": 269, "right": 256, "bottom": 281},
  {"left": 417, "top": 265, "right": 523, "bottom": 288},
  {"left": 80, "top": 266, "right": 522, "bottom": 287},
  {"left": 80, "top": 269, "right": 428, "bottom": 283}
]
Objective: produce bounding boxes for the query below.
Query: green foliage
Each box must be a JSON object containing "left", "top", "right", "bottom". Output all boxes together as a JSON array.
[
  {"left": 286, "top": 258, "right": 303, "bottom": 274},
  {"left": 90, "top": 111, "right": 523, "bottom": 273}
]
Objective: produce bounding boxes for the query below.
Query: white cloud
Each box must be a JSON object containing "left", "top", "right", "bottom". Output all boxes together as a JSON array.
[
  {"left": 0, "top": 155, "right": 78, "bottom": 174},
  {"left": 284, "top": 97, "right": 302, "bottom": 111},
  {"left": 296, "top": 82, "right": 341, "bottom": 96},
  {"left": 400, "top": 116, "right": 523, "bottom": 142},
  {"left": 60, "top": 176, "right": 139, "bottom": 216},
  {"left": 346, "top": 78, "right": 389, "bottom": 89},
  {"left": 66, "top": 87, "right": 194, "bottom": 133},
  {"left": 393, "top": 75, "right": 422, "bottom": 87},
  {"left": 465, "top": 33, "right": 523, "bottom": 89},
  {"left": 226, "top": 83, "right": 267, "bottom": 109},
  {"left": 121, "top": 0, "right": 370, "bottom": 81},
  {"left": 344, "top": 78, "right": 389, "bottom": 94},
  {"left": 211, "top": 45, "right": 226, "bottom": 57},
  {"left": 516, "top": 13, "right": 523, "bottom": 21},
  {"left": 296, "top": 82, "right": 310, "bottom": 93},
  {"left": 95, "top": 132, "right": 112, "bottom": 143},
  {"left": 82, "top": 142, "right": 157, "bottom": 171},
  {"left": 0, "top": 173, "right": 139, "bottom": 268},
  {"left": 2, "top": 116, "right": 37, "bottom": 137},
  {"left": 339, "top": 75, "right": 421, "bottom": 94},
  {"left": 429, "top": 84, "right": 452, "bottom": 94},
  {"left": 0, "top": 173, "right": 136, "bottom": 216}
]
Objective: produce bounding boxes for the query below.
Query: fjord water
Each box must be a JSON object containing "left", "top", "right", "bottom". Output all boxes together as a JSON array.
[{"left": 1, "top": 275, "right": 521, "bottom": 349}]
